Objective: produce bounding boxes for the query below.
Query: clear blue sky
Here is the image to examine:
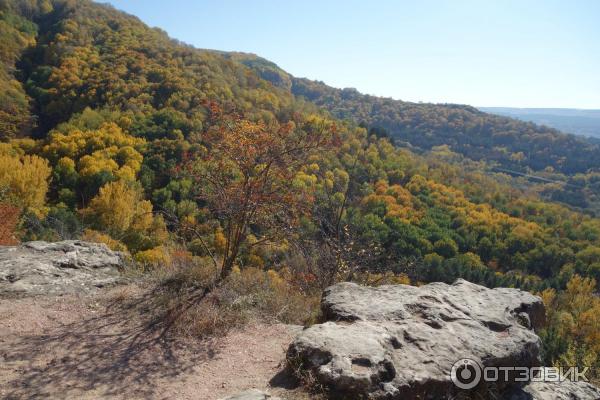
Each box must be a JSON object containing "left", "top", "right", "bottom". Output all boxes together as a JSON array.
[{"left": 104, "top": 0, "right": 600, "bottom": 109}]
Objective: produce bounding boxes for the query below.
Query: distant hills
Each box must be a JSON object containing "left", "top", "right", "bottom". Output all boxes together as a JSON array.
[
  {"left": 2, "top": 0, "right": 600, "bottom": 215},
  {"left": 228, "top": 53, "right": 600, "bottom": 175},
  {"left": 480, "top": 107, "right": 600, "bottom": 139}
]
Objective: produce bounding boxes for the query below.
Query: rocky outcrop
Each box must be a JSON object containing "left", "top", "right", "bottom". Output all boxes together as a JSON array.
[
  {"left": 288, "top": 279, "right": 549, "bottom": 399},
  {"left": 0, "top": 241, "right": 126, "bottom": 297},
  {"left": 506, "top": 380, "right": 600, "bottom": 400},
  {"left": 220, "top": 389, "right": 281, "bottom": 400}
]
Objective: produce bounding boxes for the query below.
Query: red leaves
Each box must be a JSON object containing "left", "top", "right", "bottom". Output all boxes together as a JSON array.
[{"left": 180, "top": 107, "right": 334, "bottom": 277}]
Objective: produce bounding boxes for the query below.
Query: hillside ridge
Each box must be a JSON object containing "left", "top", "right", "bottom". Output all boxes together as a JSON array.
[{"left": 0, "top": 1, "right": 599, "bottom": 387}]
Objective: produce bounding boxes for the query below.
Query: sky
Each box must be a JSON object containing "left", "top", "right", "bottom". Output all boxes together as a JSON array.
[{"left": 104, "top": 0, "right": 600, "bottom": 109}]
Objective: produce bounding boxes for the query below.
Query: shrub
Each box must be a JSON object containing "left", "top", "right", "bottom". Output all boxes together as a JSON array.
[
  {"left": 81, "top": 180, "right": 168, "bottom": 252},
  {"left": 0, "top": 202, "right": 20, "bottom": 245},
  {"left": 154, "top": 263, "right": 320, "bottom": 339},
  {"left": 134, "top": 246, "right": 172, "bottom": 268},
  {"left": 81, "top": 229, "right": 128, "bottom": 252},
  {"left": 353, "top": 271, "right": 410, "bottom": 286}
]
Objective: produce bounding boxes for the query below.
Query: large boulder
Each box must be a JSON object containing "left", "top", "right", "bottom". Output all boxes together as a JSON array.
[
  {"left": 506, "top": 380, "right": 600, "bottom": 400},
  {"left": 0, "top": 240, "right": 126, "bottom": 297},
  {"left": 288, "top": 279, "right": 546, "bottom": 399}
]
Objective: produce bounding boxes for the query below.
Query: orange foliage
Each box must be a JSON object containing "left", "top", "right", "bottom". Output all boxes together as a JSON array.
[
  {"left": 0, "top": 203, "right": 20, "bottom": 245},
  {"left": 188, "top": 107, "right": 333, "bottom": 279}
]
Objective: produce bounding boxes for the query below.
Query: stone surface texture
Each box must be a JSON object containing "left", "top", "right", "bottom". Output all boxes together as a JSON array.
[
  {"left": 288, "top": 279, "right": 548, "bottom": 399},
  {"left": 0, "top": 240, "right": 125, "bottom": 296}
]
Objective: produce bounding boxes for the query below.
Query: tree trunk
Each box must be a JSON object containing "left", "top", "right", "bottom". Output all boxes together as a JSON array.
[{"left": 220, "top": 255, "right": 235, "bottom": 280}]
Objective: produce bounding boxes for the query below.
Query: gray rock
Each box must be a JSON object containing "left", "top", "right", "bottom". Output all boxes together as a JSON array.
[
  {"left": 288, "top": 279, "right": 546, "bottom": 399},
  {"left": 219, "top": 389, "right": 281, "bottom": 400},
  {"left": 0, "top": 240, "right": 126, "bottom": 297},
  {"left": 505, "top": 380, "right": 600, "bottom": 399}
]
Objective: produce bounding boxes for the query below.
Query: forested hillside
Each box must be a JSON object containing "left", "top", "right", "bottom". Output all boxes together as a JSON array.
[
  {"left": 290, "top": 79, "right": 600, "bottom": 174},
  {"left": 1, "top": 0, "right": 599, "bottom": 372},
  {"left": 235, "top": 53, "right": 600, "bottom": 175},
  {"left": 481, "top": 107, "right": 600, "bottom": 139},
  {"left": 230, "top": 53, "right": 600, "bottom": 212}
]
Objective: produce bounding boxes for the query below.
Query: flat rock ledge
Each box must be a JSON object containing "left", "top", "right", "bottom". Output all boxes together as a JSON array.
[
  {"left": 505, "top": 380, "right": 600, "bottom": 400},
  {"left": 0, "top": 240, "right": 126, "bottom": 297},
  {"left": 287, "top": 279, "right": 598, "bottom": 399},
  {"left": 219, "top": 389, "right": 281, "bottom": 400}
]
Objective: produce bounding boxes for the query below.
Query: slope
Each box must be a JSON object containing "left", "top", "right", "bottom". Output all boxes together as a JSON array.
[
  {"left": 232, "top": 53, "right": 600, "bottom": 176},
  {"left": 1, "top": 0, "right": 600, "bottom": 377}
]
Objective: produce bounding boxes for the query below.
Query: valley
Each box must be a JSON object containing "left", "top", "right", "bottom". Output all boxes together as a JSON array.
[{"left": 0, "top": 1, "right": 599, "bottom": 398}]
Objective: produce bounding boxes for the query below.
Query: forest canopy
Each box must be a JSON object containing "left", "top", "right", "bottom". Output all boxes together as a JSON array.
[{"left": 0, "top": 0, "right": 599, "bottom": 373}]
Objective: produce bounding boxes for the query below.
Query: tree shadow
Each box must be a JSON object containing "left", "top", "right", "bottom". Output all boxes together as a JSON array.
[{"left": 1, "top": 288, "right": 218, "bottom": 399}]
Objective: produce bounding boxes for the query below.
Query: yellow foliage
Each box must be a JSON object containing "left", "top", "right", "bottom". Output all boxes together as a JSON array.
[
  {"left": 545, "top": 275, "right": 600, "bottom": 371},
  {"left": 361, "top": 184, "right": 418, "bottom": 222},
  {"left": 539, "top": 288, "right": 557, "bottom": 317},
  {"left": 41, "top": 123, "right": 145, "bottom": 181},
  {"left": 82, "top": 180, "right": 153, "bottom": 235},
  {"left": 80, "top": 181, "right": 167, "bottom": 253},
  {"left": 354, "top": 271, "right": 411, "bottom": 286},
  {"left": 10, "top": 138, "right": 37, "bottom": 154},
  {"left": 0, "top": 142, "right": 18, "bottom": 156},
  {"left": 81, "top": 229, "right": 128, "bottom": 252},
  {"left": 213, "top": 228, "right": 227, "bottom": 254},
  {"left": 558, "top": 343, "right": 598, "bottom": 370},
  {"left": 307, "top": 163, "right": 320, "bottom": 173},
  {"left": 406, "top": 173, "right": 543, "bottom": 239},
  {"left": 57, "top": 156, "right": 76, "bottom": 170},
  {"left": 406, "top": 174, "right": 428, "bottom": 194},
  {"left": 564, "top": 275, "right": 597, "bottom": 317},
  {"left": 374, "top": 179, "right": 388, "bottom": 195},
  {"left": 579, "top": 308, "right": 600, "bottom": 351},
  {"left": 388, "top": 184, "right": 413, "bottom": 207},
  {"left": 247, "top": 254, "right": 265, "bottom": 268},
  {"left": 134, "top": 246, "right": 171, "bottom": 267},
  {"left": 0, "top": 154, "right": 51, "bottom": 217},
  {"left": 293, "top": 171, "right": 318, "bottom": 188},
  {"left": 78, "top": 153, "right": 119, "bottom": 177}
]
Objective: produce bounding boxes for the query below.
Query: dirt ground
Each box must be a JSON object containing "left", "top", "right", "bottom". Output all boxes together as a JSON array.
[{"left": 0, "top": 285, "right": 310, "bottom": 400}]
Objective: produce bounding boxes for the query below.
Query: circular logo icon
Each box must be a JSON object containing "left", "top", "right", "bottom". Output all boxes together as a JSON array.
[{"left": 451, "top": 358, "right": 482, "bottom": 390}]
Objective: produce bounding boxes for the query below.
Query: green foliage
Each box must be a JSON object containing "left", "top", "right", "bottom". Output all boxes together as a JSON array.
[
  {"left": 540, "top": 276, "right": 600, "bottom": 380},
  {"left": 0, "top": 0, "right": 598, "bottom": 359},
  {"left": 289, "top": 78, "right": 600, "bottom": 176},
  {"left": 0, "top": 6, "right": 38, "bottom": 139},
  {"left": 237, "top": 55, "right": 600, "bottom": 212},
  {"left": 433, "top": 238, "right": 458, "bottom": 258},
  {"left": 0, "top": 0, "right": 598, "bottom": 290}
]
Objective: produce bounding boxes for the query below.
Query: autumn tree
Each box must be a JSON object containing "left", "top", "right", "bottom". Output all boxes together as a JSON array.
[
  {"left": 186, "top": 109, "right": 333, "bottom": 280},
  {"left": 81, "top": 180, "right": 167, "bottom": 253},
  {"left": 0, "top": 151, "right": 51, "bottom": 217},
  {"left": 302, "top": 131, "right": 375, "bottom": 286},
  {"left": 540, "top": 275, "right": 600, "bottom": 381}
]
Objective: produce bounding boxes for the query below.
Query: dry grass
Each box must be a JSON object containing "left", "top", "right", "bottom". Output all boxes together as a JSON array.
[{"left": 142, "top": 257, "right": 321, "bottom": 339}]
